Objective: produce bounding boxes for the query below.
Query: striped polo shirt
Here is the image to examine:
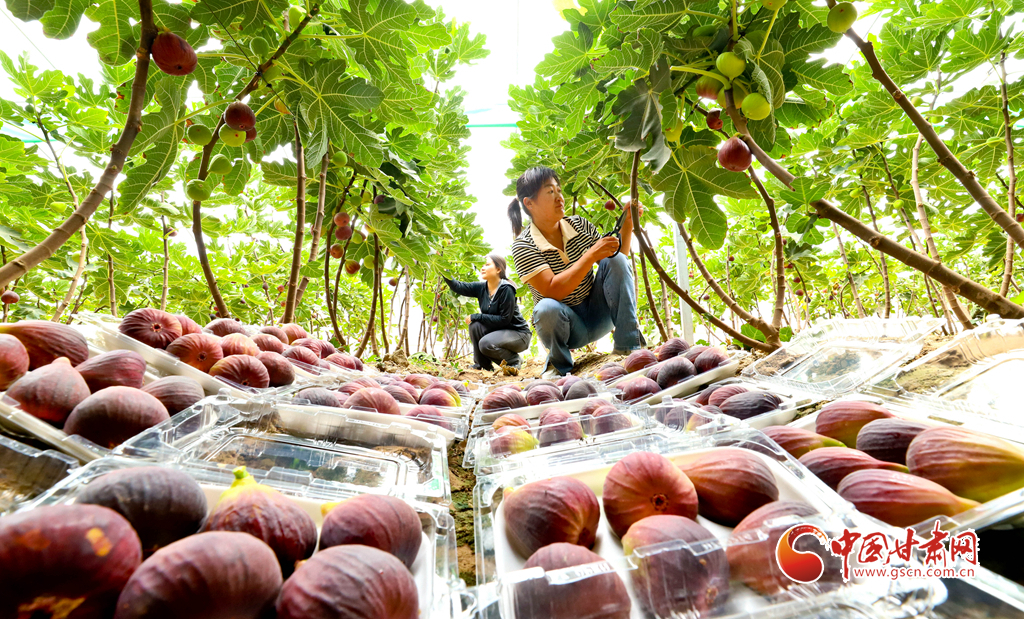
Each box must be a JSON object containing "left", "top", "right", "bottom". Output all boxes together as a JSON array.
[{"left": 511, "top": 215, "right": 602, "bottom": 307}]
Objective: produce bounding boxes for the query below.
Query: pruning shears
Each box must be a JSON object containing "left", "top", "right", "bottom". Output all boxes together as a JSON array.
[{"left": 603, "top": 204, "right": 628, "bottom": 252}]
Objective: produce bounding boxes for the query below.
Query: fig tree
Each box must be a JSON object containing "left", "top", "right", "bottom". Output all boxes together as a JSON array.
[
  {"left": 695, "top": 75, "right": 723, "bottom": 100},
  {"left": 715, "top": 52, "right": 746, "bottom": 80},
  {"left": 224, "top": 102, "right": 256, "bottom": 131},
  {"left": 219, "top": 125, "right": 247, "bottom": 147},
  {"left": 186, "top": 124, "right": 213, "bottom": 146},
  {"left": 151, "top": 31, "right": 197, "bottom": 76},
  {"left": 717, "top": 136, "right": 752, "bottom": 172},
  {"left": 331, "top": 151, "right": 348, "bottom": 167},
  {"left": 706, "top": 110, "right": 723, "bottom": 131},
  {"left": 186, "top": 179, "right": 211, "bottom": 202},
  {"left": 208, "top": 155, "right": 232, "bottom": 175},
  {"left": 827, "top": 2, "right": 857, "bottom": 33},
  {"left": 741, "top": 93, "right": 771, "bottom": 121}
]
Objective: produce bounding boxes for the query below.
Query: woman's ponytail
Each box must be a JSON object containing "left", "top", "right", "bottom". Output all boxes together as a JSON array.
[{"left": 508, "top": 198, "right": 523, "bottom": 238}]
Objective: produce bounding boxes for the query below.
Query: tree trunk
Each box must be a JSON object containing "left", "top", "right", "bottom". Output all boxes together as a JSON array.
[
  {"left": 639, "top": 251, "right": 669, "bottom": 342},
  {"left": 52, "top": 229, "right": 87, "bottom": 323},
  {"left": 832, "top": 222, "right": 866, "bottom": 318},
  {"left": 1000, "top": 52, "right": 1018, "bottom": 297},
  {"left": 107, "top": 194, "right": 117, "bottom": 318},
  {"left": 356, "top": 235, "right": 380, "bottom": 357},
  {"left": 283, "top": 119, "right": 307, "bottom": 323},
  {"left": 402, "top": 270, "right": 412, "bottom": 355},
  {"left": 911, "top": 133, "right": 973, "bottom": 330},
  {"left": 0, "top": 1, "right": 158, "bottom": 289},
  {"left": 860, "top": 182, "right": 891, "bottom": 318},
  {"left": 296, "top": 152, "right": 330, "bottom": 305}
]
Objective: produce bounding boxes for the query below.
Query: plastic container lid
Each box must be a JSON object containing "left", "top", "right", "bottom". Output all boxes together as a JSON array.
[
  {"left": 743, "top": 317, "right": 944, "bottom": 397},
  {"left": 0, "top": 434, "right": 78, "bottom": 513},
  {"left": 25, "top": 456, "right": 465, "bottom": 619},
  {"left": 468, "top": 426, "right": 945, "bottom": 619},
  {"left": 114, "top": 395, "right": 452, "bottom": 505}
]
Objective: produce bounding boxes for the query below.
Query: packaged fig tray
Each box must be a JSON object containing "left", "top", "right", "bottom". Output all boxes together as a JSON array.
[
  {"left": 474, "top": 378, "right": 615, "bottom": 426},
  {"left": 0, "top": 433, "right": 78, "bottom": 513},
  {"left": 585, "top": 342, "right": 743, "bottom": 388},
  {"left": 744, "top": 317, "right": 943, "bottom": 398},
  {"left": 273, "top": 374, "right": 475, "bottom": 441},
  {"left": 678, "top": 377, "right": 827, "bottom": 430},
  {"left": 466, "top": 400, "right": 659, "bottom": 475},
  {"left": 613, "top": 349, "right": 748, "bottom": 408},
  {"left": 76, "top": 313, "right": 323, "bottom": 400},
  {"left": 786, "top": 395, "right": 1024, "bottom": 538},
  {"left": 24, "top": 456, "right": 464, "bottom": 619},
  {"left": 113, "top": 395, "right": 453, "bottom": 505},
  {"left": 470, "top": 427, "right": 944, "bottom": 619}
]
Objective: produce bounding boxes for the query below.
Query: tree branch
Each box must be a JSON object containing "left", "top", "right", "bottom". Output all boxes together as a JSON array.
[
  {"left": 748, "top": 167, "right": 787, "bottom": 331},
  {"left": 0, "top": 0, "right": 157, "bottom": 289},
  {"left": 1000, "top": 52, "right": 1017, "bottom": 298},
  {"left": 297, "top": 151, "right": 330, "bottom": 304},
  {"left": 283, "top": 117, "right": 306, "bottom": 322},
  {"left": 860, "top": 178, "right": 890, "bottom": 318},
  {"left": 356, "top": 234, "right": 379, "bottom": 357},
  {"left": 160, "top": 216, "right": 169, "bottom": 311},
  {"left": 638, "top": 250, "right": 669, "bottom": 342},
  {"left": 827, "top": 0, "right": 1024, "bottom": 252},
  {"left": 723, "top": 89, "right": 1024, "bottom": 319}
]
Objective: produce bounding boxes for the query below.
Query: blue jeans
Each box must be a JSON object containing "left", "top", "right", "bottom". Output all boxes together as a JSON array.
[{"left": 532, "top": 253, "right": 640, "bottom": 375}]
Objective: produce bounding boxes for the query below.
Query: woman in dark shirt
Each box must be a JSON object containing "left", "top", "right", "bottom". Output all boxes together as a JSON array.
[{"left": 444, "top": 254, "right": 531, "bottom": 370}]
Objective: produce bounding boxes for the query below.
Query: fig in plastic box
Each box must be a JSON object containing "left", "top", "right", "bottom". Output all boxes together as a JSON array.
[
  {"left": 856, "top": 418, "right": 929, "bottom": 465},
  {"left": 281, "top": 323, "right": 308, "bottom": 343},
  {"left": 623, "top": 515, "right": 729, "bottom": 616},
  {"left": 492, "top": 425, "right": 539, "bottom": 456},
  {"left": 259, "top": 325, "right": 289, "bottom": 343},
  {"left": 405, "top": 404, "right": 452, "bottom": 430},
  {"left": 419, "top": 385, "right": 459, "bottom": 408},
  {"left": 203, "top": 467, "right": 317, "bottom": 575},
  {"left": 593, "top": 405, "right": 633, "bottom": 435},
  {"left": 174, "top": 314, "right": 202, "bottom": 335},
  {"left": 114, "top": 531, "right": 281, "bottom": 619},
  {"left": 275, "top": 545, "right": 418, "bottom": 619},
  {"left": 338, "top": 377, "right": 380, "bottom": 396},
  {"left": 141, "top": 376, "right": 205, "bottom": 415},
  {"left": 619, "top": 376, "right": 660, "bottom": 402},
  {"left": 815, "top": 400, "right": 895, "bottom": 447},
  {"left": 209, "top": 354, "right": 271, "bottom": 388},
  {"left": 220, "top": 333, "right": 260, "bottom": 357},
  {"left": 252, "top": 333, "right": 286, "bottom": 354},
  {"left": 503, "top": 476, "right": 600, "bottom": 557},
  {"left": 166, "top": 333, "right": 224, "bottom": 372},
  {"left": 526, "top": 384, "right": 563, "bottom": 406},
  {"left": 319, "top": 494, "right": 422, "bottom": 568},
  {"left": 683, "top": 448, "right": 779, "bottom": 526},
  {"left": 513, "top": 543, "right": 630, "bottom": 619},
  {"left": 7, "top": 357, "right": 90, "bottom": 424},
  {"left": 837, "top": 469, "right": 979, "bottom": 528},
  {"left": 657, "top": 337, "right": 690, "bottom": 361},
  {"left": 282, "top": 345, "right": 319, "bottom": 366},
  {"left": 762, "top": 425, "right": 844, "bottom": 459},
  {"left": 346, "top": 387, "right": 401, "bottom": 415},
  {"left": 693, "top": 348, "right": 728, "bottom": 373},
  {"left": 623, "top": 349, "right": 657, "bottom": 373},
  {"left": 492, "top": 412, "right": 530, "bottom": 429},
  {"left": 384, "top": 383, "right": 418, "bottom": 404},
  {"left": 64, "top": 386, "right": 170, "bottom": 448},
  {"left": 257, "top": 351, "right": 295, "bottom": 387},
  {"left": 595, "top": 362, "right": 627, "bottom": 382},
  {"left": 77, "top": 466, "right": 207, "bottom": 554},
  {"left": 656, "top": 356, "right": 696, "bottom": 389},
  {"left": 799, "top": 447, "right": 908, "bottom": 490},
  {"left": 706, "top": 384, "right": 748, "bottom": 408},
  {"left": 537, "top": 408, "right": 584, "bottom": 447},
  {"left": 907, "top": 426, "right": 1024, "bottom": 503},
  {"left": 0, "top": 504, "right": 142, "bottom": 619},
  {"left": 719, "top": 391, "right": 783, "bottom": 420},
  {"left": 564, "top": 379, "right": 597, "bottom": 400},
  {"left": 206, "top": 318, "right": 246, "bottom": 337},
  {"left": 0, "top": 332, "right": 28, "bottom": 389},
  {"left": 603, "top": 451, "right": 698, "bottom": 537},
  {"left": 0, "top": 319, "right": 89, "bottom": 368},
  {"left": 296, "top": 387, "right": 342, "bottom": 408},
  {"left": 119, "top": 308, "right": 183, "bottom": 349},
  {"left": 76, "top": 350, "right": 147, "bottom": 392},
  {"left": 726, "top": 501, "right": 826, "bottom": 595},
  {"left": 482, "top": 386, "right": 528, "bottom": 411}
]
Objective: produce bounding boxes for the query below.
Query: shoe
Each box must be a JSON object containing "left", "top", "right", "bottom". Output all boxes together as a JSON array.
[
  {"left": 469, "top": 364, "right": 483, "bottom": 370},
  {"left": 612, "top": 348, "right": 640, "bottom": 355},
  {"left": 541, "top": 367, "right": 563, "bottom": 380}
]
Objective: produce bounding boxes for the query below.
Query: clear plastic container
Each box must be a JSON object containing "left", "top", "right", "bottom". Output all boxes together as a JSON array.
[
  {"left": 679, "top": 377, "right": 827, "bottom": 430},
  {"left": 0, "top": 434, "right": 78, "bottom": 513},
  {"left": 788, "top": 394, "right": 1024, "bottom": 537},
  {"left": 468, "top": 402, "right": 661, "bottom": 476},
  {"left": 616, "top": 350, "right": 748, "bottom": 407},
  {"left": 468, "top": 426, "right": 945, "bottom": 619},
  {"left": 25, "top": 456, "right": 465, "bottom": 619},
  {"left": 75, "top": 313, "right": 320, "bottom": 399},
  {"left": 114, "top": 395, "right": 452, "bottom": 505},
  {"left": 744, "top": 317, "right": 944, "bottom": 397},
  {"left": 275, "top": 375, "right": 473, "bottom": 441}
]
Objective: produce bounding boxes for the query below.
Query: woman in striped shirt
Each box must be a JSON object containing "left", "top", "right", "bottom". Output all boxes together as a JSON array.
[{"left": 508, "top": 166, "right": 641, "bottom": 378}]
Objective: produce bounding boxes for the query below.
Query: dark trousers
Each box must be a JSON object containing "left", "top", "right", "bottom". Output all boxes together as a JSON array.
[{"left": 469, "top": 322, "right": 531, "bottom": 370}]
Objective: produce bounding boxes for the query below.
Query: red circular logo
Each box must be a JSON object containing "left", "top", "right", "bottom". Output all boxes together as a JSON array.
[{"left": 776, "top": 524, "right": 829, "bottom": 583}]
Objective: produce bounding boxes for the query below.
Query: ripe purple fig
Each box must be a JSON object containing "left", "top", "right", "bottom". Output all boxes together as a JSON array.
[{"left": 718, "top": 136, "right": 752, "bottom": 172}]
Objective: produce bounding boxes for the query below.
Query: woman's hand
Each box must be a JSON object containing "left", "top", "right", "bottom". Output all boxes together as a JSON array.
[
  {"left": 621, "top": 200, "right": 643, "bottom": 227},
  {"left": 465, "top": 316, "right": 472, "bottom": 326},
  {"left": 587, "top": 236, "right": 621, "bottom": 263}
]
